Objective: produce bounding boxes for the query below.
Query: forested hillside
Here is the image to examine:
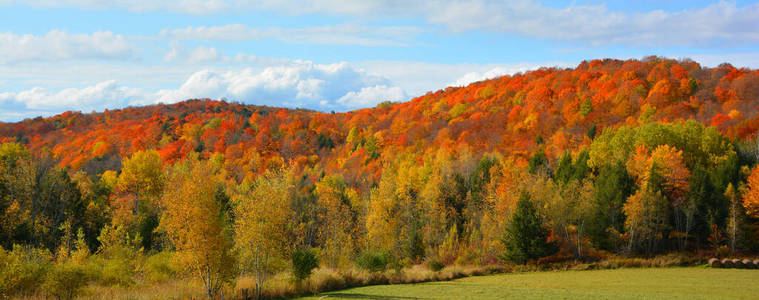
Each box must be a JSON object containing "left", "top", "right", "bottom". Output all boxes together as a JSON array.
[{"left": 3, "top": 56, "right": 759, "bottom": 298}]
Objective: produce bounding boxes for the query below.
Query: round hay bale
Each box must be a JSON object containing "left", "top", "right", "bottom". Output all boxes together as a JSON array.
[
  {"left": 742, "top": 259, "right": 754, "bottom": 269},
  {"left": 731, "top": 259, "right": 744, "bottom": 269},
  {"left": 721, "top": 258, "right": 734, "bottom": 268},
  {"left": 708, "top": 258, "right": 722, "bottom": 268}
]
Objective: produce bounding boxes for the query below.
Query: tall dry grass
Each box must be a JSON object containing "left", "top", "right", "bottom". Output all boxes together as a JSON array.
[{"left": 233, "top": 264, "right": 507, "bottom": 299}]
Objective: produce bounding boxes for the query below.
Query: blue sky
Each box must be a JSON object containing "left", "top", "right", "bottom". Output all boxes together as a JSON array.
[{"left": 1, "top": 0, "right": 759, "bottom": 121}]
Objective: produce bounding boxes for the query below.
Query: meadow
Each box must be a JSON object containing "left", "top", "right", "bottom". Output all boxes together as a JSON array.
[{"left": 300, "top": 267, "right": 759, "bottom": 299}]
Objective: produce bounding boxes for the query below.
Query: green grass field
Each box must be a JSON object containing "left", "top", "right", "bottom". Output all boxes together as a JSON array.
[{"left": 299, "top": 267, "right": 759, "bottom": 299}]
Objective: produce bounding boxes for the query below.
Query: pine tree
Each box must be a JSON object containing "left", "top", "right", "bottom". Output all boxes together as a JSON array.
[{"left": 500, "top": 191, "right": 557, "bottom": 264}]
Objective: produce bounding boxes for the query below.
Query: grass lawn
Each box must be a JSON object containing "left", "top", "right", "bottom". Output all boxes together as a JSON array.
[{"left": 299, "top": 267, "right": 759, "bottom": 299}]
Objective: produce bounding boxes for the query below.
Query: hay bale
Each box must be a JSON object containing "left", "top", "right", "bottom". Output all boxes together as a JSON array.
[
  {"left": 708, "top": 258, "right": 722, "bottom": 268},
  {"left": 742, "top": 259, "right": 754, "bottom": 269},
  {"left": 731, "top": 259, "right": 744, "bottom": 269},
  {"left": 721, "top": 258, "right": 734, "bottom": 268},
  {"left": 754, "top": 259, "right": 759, "bottom": 268}
]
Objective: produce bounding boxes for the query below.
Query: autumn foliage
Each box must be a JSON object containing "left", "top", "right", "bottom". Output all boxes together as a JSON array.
[{"left": 2, "top": 56, "right": 759, "bottom": 298}]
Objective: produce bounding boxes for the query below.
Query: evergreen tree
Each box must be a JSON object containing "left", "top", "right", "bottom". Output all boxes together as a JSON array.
[
  {"left": 554, "top": 152, "right": 573, "bottom": 184},
  {"left": 528, "top": 147, "right": 551, "bottom": 176},
  {"left": 500, "top": 191, "right": 557, "bottom": 264},
  {"left": 588, "top": 161, "right": 634, "bottom": 251}
]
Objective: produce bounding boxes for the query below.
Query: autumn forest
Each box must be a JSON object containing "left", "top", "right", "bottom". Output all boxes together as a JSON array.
[{"left": 3, "top": 57, "right": 759, "bottom": 298}]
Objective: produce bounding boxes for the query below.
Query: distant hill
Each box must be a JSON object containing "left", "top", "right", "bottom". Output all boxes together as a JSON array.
[{"left": 2, "top": 56, "right": 758, "bottom": 181}]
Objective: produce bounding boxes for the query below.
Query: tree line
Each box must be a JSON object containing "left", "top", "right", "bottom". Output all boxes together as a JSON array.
[{"left": 2, "top": 120, "right": 759, "bottom": 298}]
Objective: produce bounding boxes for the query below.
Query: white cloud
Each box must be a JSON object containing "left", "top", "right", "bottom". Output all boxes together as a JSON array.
[
  {"left": 357, "top": 61, "right": 573, "bottom": 97},
  {"left": 154, "top": 61, "right": 399, "bottom": 110},
  {"left": 337, "top": 85, "right": 405, "bottom": 108},
  {"left": 7, "top": 1, "right": 759, "bottom": 46},
  {"left": 452, "top": 66, "right": 542, "bottom": 87},
  {"left": 1, "top": 59, "right": 576, "bottom": 121},
  {"left": 161, "top": 24, "right": 420, "bottom": 46},
  {"left": 0, "top": 60, "right": 411, "bottom": 121},
  {"left": 0, "top": 30, "right": 135, "bottom": 63},
  {"left": 186, "top": 46, "right": 220, "bottom": 63},
  {"left": 423, "top": 0, "right": 759, "bottom": 47},
  {"left": 0, "top": 80, "right": 145, "bottom": 112},
  {"left": 2, "top": 0, "right": 405, "bottom": 15}
]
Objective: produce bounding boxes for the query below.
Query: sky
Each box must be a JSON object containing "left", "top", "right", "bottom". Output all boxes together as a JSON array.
[{"left": 1, "top": 0, "right": 759, "bottom": 121}]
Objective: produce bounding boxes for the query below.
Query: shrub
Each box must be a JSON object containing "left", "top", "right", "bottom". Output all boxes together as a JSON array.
[
  {"left": 291, "top": 248, "right": 319, "bottom": 283},
  {"left": 426, "top": 258, "right": 445, "bottom": 272},
  {"left": 144, "top": 251, "right": 179, "bottom": 283},
  {"left": 714, "top": 245, "right": 730, "bottom": 258},
  {"left": 356, "top": 250, "right": 392, "bottom": 273},
  {"left": 0, "top": 245, "right": 53, "bottom": 298},
  {"left": 98, "top": 257, "right": 135, "bottom": 286},
  {"left": 42, "top": 264, "right": 88, "bottom": 300}
]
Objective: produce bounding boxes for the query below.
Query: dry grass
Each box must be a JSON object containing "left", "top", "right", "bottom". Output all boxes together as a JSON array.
[
  {"left": 231, "top": 264, "right": 507, "bottom": 299},
  {"left": 8, "top": 254, "right": 708, "bottom": 300}
]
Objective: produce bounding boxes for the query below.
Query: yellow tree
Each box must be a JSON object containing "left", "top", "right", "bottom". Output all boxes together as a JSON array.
[
  {"left": 625, "top": 145, "right": 690, "bottom": 253},
  {"left": 316, "top": 174, "right": 360, "bottom": 269},
  {"left": 114, "top": 150, "right": 165, "bottom": 249},
  {"left": 725, "top": 183, "right": 742, "bottom": 252},
  {"left": 480, "top": 157, "right": 526, "bottom": 263},
  {"left": 0, "top": 142, "right": 33, "bottom": 249},
  {"left": 743, "top": 166, "right": 759, "bottom": 218},
  {"left": 366, "top": 157, "right": 424, "bottom": 262},
  {"left": 116, "top": 150, "right": 165, "bottom": 203},
  {"left": 159, "top": 156, "right": 235, "bottom": 298},
  {"left": 232, "top": 169, "right": 295, "bottom": 299},
  {"left": 366, "top": 168, "right": 399, "bottom": 252}
]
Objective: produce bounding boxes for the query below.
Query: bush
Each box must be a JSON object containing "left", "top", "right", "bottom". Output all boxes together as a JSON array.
[
  {"left": 426, "top": 258, "right": 445, "bottom": 272},
  {"left": 291, "top": 248, "right": 319, "bottom": 283},
  {"left": 714, "top": 245, "right": 730, "bottom": 258},
  {"left": 0, "top": 245, "right": 53, "bottom": 298},
  {"left": 356, "top": 250, "right": 392, "bottom": 273},
  {"left": 42, "top": 264, "right": 88, "bottom": 300},
  {"left": 144, "top": 251, "right": 179, "bottom": 283},
  {"left": 98, "top": 257, "right": 135, "bottom": 286}
]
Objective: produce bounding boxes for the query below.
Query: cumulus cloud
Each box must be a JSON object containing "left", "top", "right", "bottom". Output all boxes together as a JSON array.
[
  {"left": 337, "top": 85, "right": 405, "bottom": 109},
  {"left": 0, "top": 61, "right": 408, "bottom": 121},
  {"left": 0, "top": 30, "right": 135, "bottom": 63},
  {"left": 452, "top": 65, "right": 551, "bottom": 87},
  {"left": 154, "top": 61, "right": 402, "bottom": 110},
  {"left": 0, "top": 80, "right": 145, "bottom": 112},
  {"left": 160, "top": 24, "right": 420, "bottom": 46},
  {"left": 10, "top": 1, "right": 758, "bottom": 47}
]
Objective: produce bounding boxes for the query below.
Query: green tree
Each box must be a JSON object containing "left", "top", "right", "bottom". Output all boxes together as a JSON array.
[
  {"left": 500, "top": 191, "right": 557, "bottom": 264},
  {"left": 588, "top": 161, "right": 634, "bottom": 251},
  {"left": 291, "top": 248, "right": 319, "bottom": 285},
  {"left": 528, "top": 147, "right": 550, "bottom": 176}
]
